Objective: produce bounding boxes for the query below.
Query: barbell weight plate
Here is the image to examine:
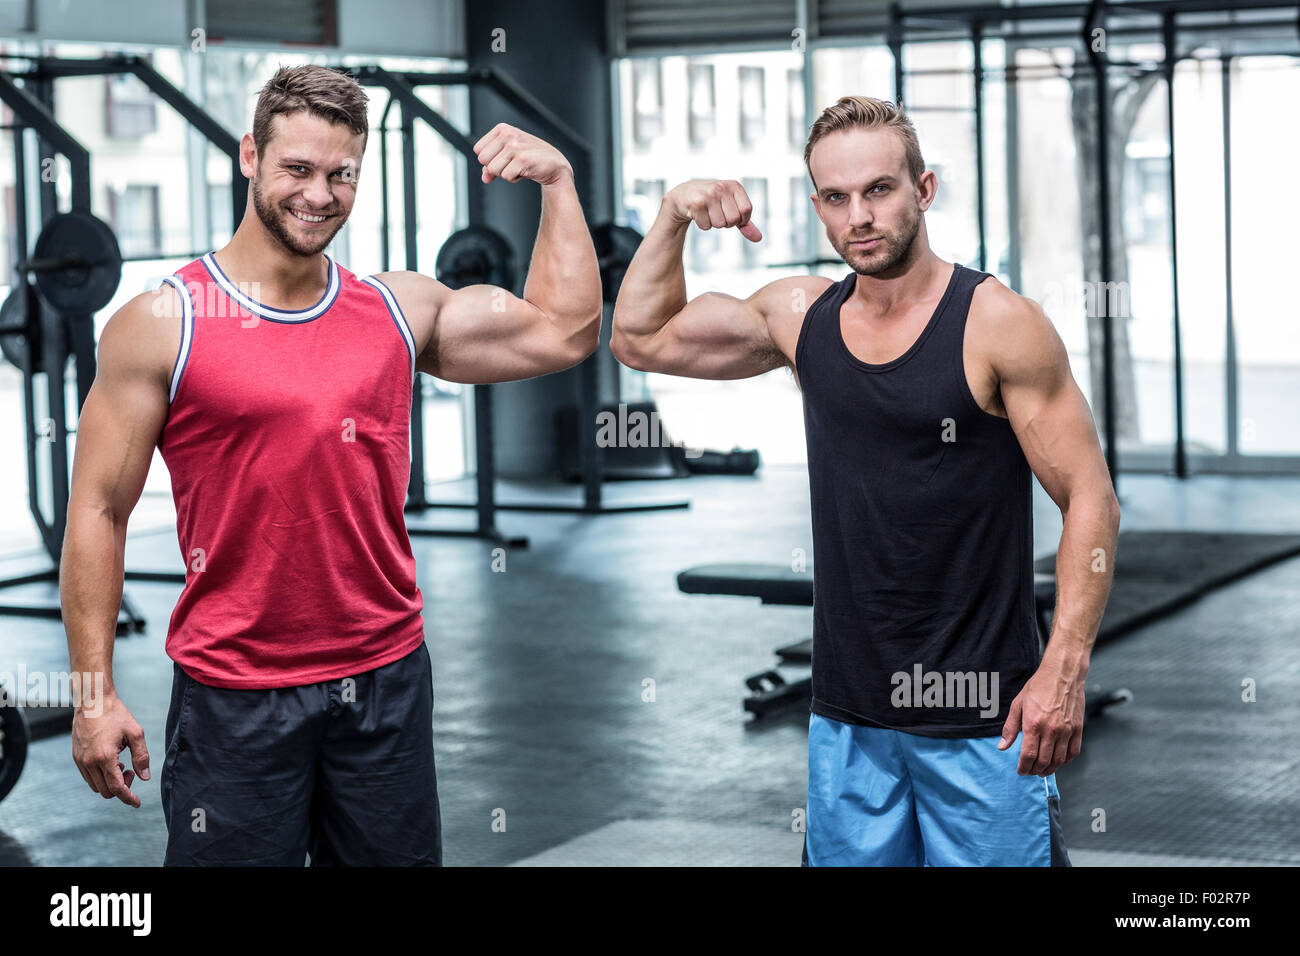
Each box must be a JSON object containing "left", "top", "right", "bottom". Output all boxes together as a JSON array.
[
  {"left": 31, "top": 211, "right": 123, "bottom": 314},
  {"left": 0, "top": 699, "right": 30, "bottom": 804},
  {"left": 590, "top": 223, "right": 643, "bottom": 303},
  {"left": 0, "top": 288, "right": 36, "bottom": 371},
  {"left": 435, "top": 225, "right": 516, "bottom": 291}
]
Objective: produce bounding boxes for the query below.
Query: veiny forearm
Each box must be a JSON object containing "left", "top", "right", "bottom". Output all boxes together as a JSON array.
[
  {"left": 611, "top": 202, "right": 693, "bottom": 339},
  {"left": 524, "top": 168, "right": 602, "bottom": 340},
  {"left": 60, "top": 506, "right": 127, "bottom": 706},
  {"left": 1046, "top": 491, "right": 1120, "bottom": 671}
]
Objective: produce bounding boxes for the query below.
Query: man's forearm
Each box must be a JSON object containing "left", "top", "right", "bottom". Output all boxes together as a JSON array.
[
  {"left": 612, "top": 200, "right": 693, "bottom": 338},
  {"left": 523, "top": 168, "right": 602, "bottom": 336},
  {"left": 1045, "top": 491, "right": 1120, "bottom": 671},
  {"left": 60, "top": 507, "right": 126, "bottom": 708}
]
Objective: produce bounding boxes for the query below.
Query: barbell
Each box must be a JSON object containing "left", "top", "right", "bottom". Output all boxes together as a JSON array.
[
  {"left": 0, "top": 211, "right": 123, "bottom": 370},
  {"left": 16, "top": 210, "right": 123, "bottom": 314}
]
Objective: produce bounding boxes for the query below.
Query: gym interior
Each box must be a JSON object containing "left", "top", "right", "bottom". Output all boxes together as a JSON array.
[{"left": 0, "top": 0, "right": 1298, "bottom": 871}]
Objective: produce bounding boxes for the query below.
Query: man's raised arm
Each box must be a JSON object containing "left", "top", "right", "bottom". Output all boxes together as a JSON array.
[
  {"left": 375, "top": 123, "right": 602, "bottom": 384},
  {"left": 611, "top": 179, "right": 826, "bottom": 380}
]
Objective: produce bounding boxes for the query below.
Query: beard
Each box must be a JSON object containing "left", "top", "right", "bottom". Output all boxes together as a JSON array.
[
  {"left": 251, "top": 175, "right": 346, "bottom": 257},
  {"left": 828, "top": 196, "right": 922, "bottom": 277}
]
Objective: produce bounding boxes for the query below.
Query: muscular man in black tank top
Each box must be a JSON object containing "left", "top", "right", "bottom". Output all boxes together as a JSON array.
[{"left": 610, "top": 95, "right": 1119, "bottom": 867}]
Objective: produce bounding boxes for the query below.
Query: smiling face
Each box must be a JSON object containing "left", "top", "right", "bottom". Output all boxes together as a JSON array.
[
  {"left": 808, "top": 126, "right": 936, "bottom": 277},
  {"left": 242, "top": 111, "right": 364, "bottom": 258}
]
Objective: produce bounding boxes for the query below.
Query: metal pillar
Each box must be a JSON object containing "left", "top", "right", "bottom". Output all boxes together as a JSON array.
[
  {"left": 1163, "top": 12, "right": 1187, "bottom": 477},
  {"left": 1084, "top": 0, "right": 1119, "bottom": 489}
]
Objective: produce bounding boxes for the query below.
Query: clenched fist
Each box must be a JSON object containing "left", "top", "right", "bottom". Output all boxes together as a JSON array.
[
  {"left": 664, "top": 179, "right": 763, "bottom": 242},
  {"left": 473, "top": 123, "right": 572, "bottom": 187}
]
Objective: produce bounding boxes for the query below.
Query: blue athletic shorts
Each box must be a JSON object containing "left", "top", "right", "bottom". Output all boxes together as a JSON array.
[
  {"left": 160, "top": 641, "right": 441, "bottom": 866},
  {"left": 805, "top": 712, "right": 1070, "bottom": 866}
]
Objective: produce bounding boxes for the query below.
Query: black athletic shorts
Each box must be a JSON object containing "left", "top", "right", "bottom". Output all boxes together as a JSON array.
[{"left": 160, "top": 641, "right": 441, "bottom": 866}]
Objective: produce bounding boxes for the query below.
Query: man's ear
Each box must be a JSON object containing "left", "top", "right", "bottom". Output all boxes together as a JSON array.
[{"left": 239, "top": 132, "right": 260, "bottom": 179}]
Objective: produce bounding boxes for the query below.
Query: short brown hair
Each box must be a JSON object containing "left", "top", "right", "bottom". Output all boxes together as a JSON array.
[
  {"left": 252, "top": 65, "right": 369, "bottom": 158},
  {"left": 804, "top": 95, "right": 926, "bottom": 190}
]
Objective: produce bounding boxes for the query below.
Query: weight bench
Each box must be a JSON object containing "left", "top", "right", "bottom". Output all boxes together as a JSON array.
[{"left": 676, "top": 564, "right": 1129, "bottom": 720}]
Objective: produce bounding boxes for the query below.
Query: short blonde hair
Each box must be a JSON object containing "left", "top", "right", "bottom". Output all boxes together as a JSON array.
[
  {"left": 804, "top": 95, "right": 926, "bottom": 190},
  {"left": 253, "top": 65, "right": 369, "bottom": 158}
]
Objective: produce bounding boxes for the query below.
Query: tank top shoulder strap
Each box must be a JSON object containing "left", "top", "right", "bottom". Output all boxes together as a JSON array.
[
  {"left": 929, "top": 262, "right": 993, "bottom": 348},
  {"left": 795, "top": 271, "right": 856, "bottom": 371}
]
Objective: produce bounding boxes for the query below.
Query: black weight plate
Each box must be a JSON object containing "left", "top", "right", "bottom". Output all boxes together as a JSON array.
[
  {"left": 0, "top": 699, "right": 30, "bottom": 803},
  {"left": 435, "top": 225, "right": 516, "bottom": 291},
  {"left": 32, "top": 211, "right": 123, "bottom": 314},
  {"left": 0, "top": 288, "right": 35, "bottom": 370}
]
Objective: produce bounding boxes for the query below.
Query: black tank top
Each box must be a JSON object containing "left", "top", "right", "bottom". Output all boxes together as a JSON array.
[{"left": 795, "top": 262, "right": 1038, "bottom": 737}]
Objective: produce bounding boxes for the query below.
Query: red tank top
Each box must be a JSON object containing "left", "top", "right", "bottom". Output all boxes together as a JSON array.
[{"left": 156, "top": 253, "right": 425, "bottom": 688}]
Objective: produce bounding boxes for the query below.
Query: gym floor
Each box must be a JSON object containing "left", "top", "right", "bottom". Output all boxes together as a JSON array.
[{"left": 2, "top": 464, "right": 1298, "bottom": 867}]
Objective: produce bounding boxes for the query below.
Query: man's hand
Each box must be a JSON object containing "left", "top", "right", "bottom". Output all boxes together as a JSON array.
[
  {"left": 998, "top": 648, "right": 1087, "bottom": 776},
  {"left": 473, "top": 123, "right": 572, "bottom": 186},
  {"left": 72, "top": 693, "right": 150, "bottom": 808},
  {"left": 664, "top": 179, "right": 763, "bottom": 242}
]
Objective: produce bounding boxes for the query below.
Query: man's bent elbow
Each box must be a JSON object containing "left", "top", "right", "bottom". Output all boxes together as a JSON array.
[
  {"left": 609, "top": 329, "right": 654, "bottom": 372},
  {"left": 548, "top": 308, "right": 601, "bottom": 370}
]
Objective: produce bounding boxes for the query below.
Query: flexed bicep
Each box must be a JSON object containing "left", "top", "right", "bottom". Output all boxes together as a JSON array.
[{"left": 423, "top": 282, "right": 590, "bottom": 383}]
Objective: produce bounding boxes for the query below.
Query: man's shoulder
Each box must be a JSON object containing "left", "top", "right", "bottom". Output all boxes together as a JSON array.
[
  {"left": 967, "top": 274, "right": 1051, "bottom": 343},
  {"left": 966, "top": 273, "right": 1065, "bottom": 380},
  {"left": 969, "top": 271, "right": 1036, "bottom": 316}
]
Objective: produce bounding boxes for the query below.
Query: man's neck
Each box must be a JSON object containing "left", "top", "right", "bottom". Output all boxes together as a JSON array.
[
  {"left": 213, "top": 225, "right": 328, "bottom": 301},
  {"left": 850, "top": 249, "right": 947, "bottom": 320}
]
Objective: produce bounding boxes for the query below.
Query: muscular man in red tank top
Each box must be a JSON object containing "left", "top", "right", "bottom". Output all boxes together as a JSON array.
[{"left": 60, "top": 65, "right": 601, "bottom": 865}]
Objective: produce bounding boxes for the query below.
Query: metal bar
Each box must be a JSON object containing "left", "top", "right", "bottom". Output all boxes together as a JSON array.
[
  {"left": 889, "top": 2, "right": 905, "bottom": 103},
  {"left": 893, "top": 0, "right": 1297, "bottom": 26},
  {"left": 1084, "top": 0, "right": 1118, "bottom": 487},
  {"left": 1222, "top": 56, "right": 1238, "bottom": 461},
  {"left": 400, "top": 102, "right": 430, "bottom": 512},
  {"left": 973, "top": 21, "right": 987, "bottom": 272},
  {"left": 1005, "top": 41, "right": 1023, "bottom": 291},
  {"left": 41, "top": 298, "right": 69, "bottom": 550},
  {"left": 12, "top": 81, "right": 28, "bottom": 271},
  {"left": 473, "top": 383, "right": 496, "bottom": 530},
  {"left": 897, "top": 20, "right": 1300, "bottom": 47},
  {"left": 1163, "top": 12, "right": 1187, "bottom": 478},
  {"left": 379, "top": 96, "right": 395, "bottom": 273},
  {"left": 799, "top": 2, "right": 820, "bottom": 268}
]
